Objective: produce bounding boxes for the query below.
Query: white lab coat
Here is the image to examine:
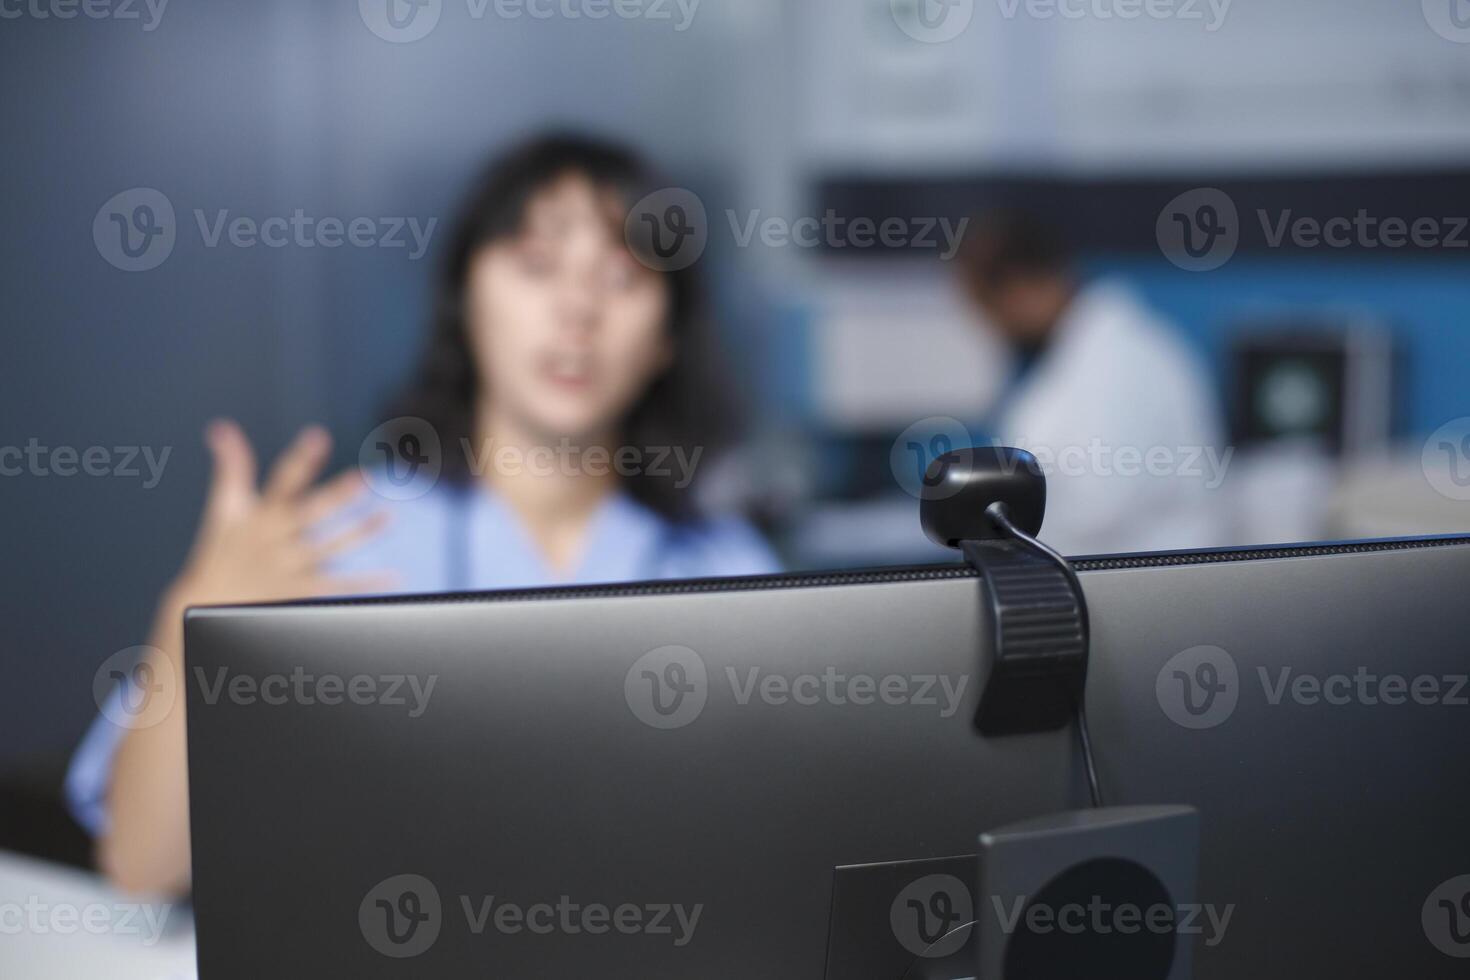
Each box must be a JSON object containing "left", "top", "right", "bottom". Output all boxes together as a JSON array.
[{"left": 993, "top": 282, "right": 1227, "bottom": 556}]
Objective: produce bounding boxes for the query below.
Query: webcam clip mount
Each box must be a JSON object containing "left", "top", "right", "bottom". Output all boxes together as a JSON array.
[{"left": 920, "top": 446, "right": 1090, "bottom": 737}]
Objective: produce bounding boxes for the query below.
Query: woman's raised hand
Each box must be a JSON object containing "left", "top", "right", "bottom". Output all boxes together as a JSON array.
[{"left": 172, "top": 420, "right": 393, "bottom": 608}]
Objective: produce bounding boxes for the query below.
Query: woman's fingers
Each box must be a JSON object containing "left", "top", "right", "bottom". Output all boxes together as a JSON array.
[
  {"left": 311, "top": 510, "right": 391, "bottom": 564},
  {"left": 262, "top": 425, "right": 331, "bottom": 505},
  {"left": 201, "top": 419, "right": 258, "bottom": 528},
  {"left": 296, "top": 468, "right": 368, "bottom": 529}
]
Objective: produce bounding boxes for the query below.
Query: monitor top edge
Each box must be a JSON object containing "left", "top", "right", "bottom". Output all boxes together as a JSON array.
[{"left": 182, "top": 532, "right": 1470, "bottom": 618}]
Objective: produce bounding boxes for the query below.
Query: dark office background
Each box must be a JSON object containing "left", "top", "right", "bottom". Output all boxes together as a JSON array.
[{"left": 3, "top": 0, "right": 1469, "bottom": 803}]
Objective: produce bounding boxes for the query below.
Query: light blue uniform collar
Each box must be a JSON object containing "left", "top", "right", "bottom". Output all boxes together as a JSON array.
[{"left": 454, "top": 487, "right": 668, "bottom": 590}]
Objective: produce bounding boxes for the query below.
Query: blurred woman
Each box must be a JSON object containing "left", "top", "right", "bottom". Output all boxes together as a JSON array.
[{"left": 67, "top": 134, "right": 777, "bottom": 896}]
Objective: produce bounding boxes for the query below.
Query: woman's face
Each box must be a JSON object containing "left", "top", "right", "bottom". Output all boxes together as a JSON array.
[{"left": 465, "top": 173, "right": 673, "bottom": 444}]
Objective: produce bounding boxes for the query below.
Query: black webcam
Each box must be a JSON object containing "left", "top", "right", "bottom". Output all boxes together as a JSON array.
[
  {"left": 918, "top": 446, "right": 1087, "bottom": 739},
  {"left": 919, "top": 446, "right": 1046, "bottom": 546}
]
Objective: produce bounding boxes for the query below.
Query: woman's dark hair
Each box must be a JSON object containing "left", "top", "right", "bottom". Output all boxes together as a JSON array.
[{"left": 386, "top": 133, "right": 733, "bottom": 523}]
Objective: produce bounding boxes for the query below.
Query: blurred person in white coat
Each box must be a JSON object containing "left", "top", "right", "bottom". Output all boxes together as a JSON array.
[{"left": 960, "top": 212, "right": 1228, "bottom": 556}]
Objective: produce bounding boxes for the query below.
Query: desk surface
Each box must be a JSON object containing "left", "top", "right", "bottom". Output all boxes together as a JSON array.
[{"left": 0, "top": 849, "right": 196, "bottom": 980}]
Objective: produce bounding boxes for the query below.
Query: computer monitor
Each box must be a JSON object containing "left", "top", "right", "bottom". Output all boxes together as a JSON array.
[{"left": 184, "top": 534, "right": 1470, "bottom": 978}]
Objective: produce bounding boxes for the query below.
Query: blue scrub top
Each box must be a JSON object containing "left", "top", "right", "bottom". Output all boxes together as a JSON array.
[{"left": 65, "top": 486, "right": 779, "bottom": 835}]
